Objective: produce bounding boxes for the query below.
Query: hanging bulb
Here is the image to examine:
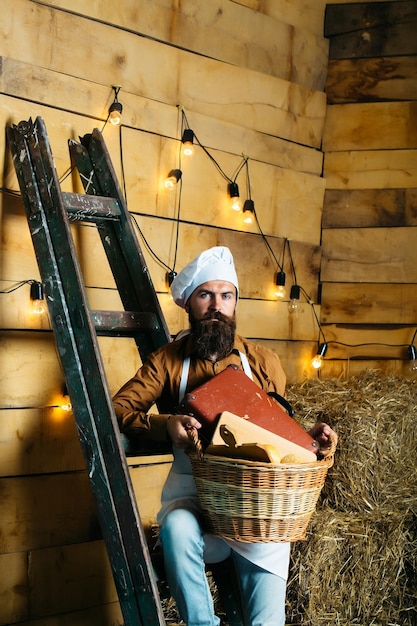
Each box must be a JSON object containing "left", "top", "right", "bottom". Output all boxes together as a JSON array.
[
  {"left": 275, "top": 271, "right": 286, "bottom": 299},
  {"left": 228, "top": 182, "right": 242, "bottom": 212},
  {"left": 108, "top": 86, "right": 123, "bottom": 125},
  {"left": 164, "top": 169, "right": 182, "bottom": 190},
  {"left": 408, "top": 345, "right": 417, "bottom": 373},
  {"left": 30, "top": 281, "right": 45, "bottom": 315},
  {"left": 165, "top": 270, "right": 177, "bottom": 288},
  {"left": 242, "top": 199, "right": 254, "bottom": 224},
  {"left": 60, "top": 384, "right": 72, "bottom": 412},
  {"left": 311, "top": 343, "right": 328, "bottom": 369},
  {"left": 288, "top": 284, "right": 300, "bottom": 314},
  {"left": 181, "top": 128, "right": 194, "bottom": 157}
]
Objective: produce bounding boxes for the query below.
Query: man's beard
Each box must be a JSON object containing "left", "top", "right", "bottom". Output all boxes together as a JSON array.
[{"left": 189, "top": 310, "right": 236, "bottom": 360}]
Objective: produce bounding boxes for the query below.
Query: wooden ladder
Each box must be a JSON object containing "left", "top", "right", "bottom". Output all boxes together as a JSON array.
[{"left": 7, "top": 116, "right": 171, "bottom": 626}]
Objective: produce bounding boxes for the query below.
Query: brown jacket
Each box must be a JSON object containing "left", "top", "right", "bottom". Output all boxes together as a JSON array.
[{"left": 113, "top": 333, "right": 286, "bottom": 440}]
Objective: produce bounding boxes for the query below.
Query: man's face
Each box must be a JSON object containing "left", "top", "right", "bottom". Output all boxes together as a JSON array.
[
  {"left": 186, "top": 280, "right": 237, "bottom": 360},
  {"left": 185, "top": 280, "right": 237, "bottom": 320}
]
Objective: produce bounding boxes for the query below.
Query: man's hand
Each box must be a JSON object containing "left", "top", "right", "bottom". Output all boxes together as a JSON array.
[
  {"left": 308, "top": 422, "right": 338, "bottom": 457},
  {"left": 167, "top": 414, "right": 202, "bottom": 449}
]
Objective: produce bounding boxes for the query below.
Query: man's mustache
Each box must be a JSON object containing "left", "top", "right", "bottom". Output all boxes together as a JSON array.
[{"left": 200, "top": 311, "right": 229, "bottom": 322}]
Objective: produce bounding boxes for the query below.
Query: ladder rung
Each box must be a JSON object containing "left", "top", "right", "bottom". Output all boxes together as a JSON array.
[
  {"left": 91, "top": 310, "right": 160, "bottom": 335},
  {"left": 63, "top": 192, "right": 121, "bottom": 222}
]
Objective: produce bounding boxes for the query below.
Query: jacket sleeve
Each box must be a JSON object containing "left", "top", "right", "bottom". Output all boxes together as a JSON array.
[{"left": 112, "top": 350, "right": 171, "bottom": 440}]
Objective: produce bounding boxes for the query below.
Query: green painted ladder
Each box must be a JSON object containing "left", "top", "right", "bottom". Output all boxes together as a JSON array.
[{"left": 7, "top": 116, "right": 170, "bottom": 626}]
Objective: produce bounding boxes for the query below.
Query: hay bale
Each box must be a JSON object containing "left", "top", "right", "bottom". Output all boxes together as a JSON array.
[
  {"left": 287, "top": 507, "right": 416, "bottom": 626},
  {"left": 285, "top": 371, "right": 417, "bottom": 626},
  {"left": 287, "top": 370, "right": 417, "bottom": 514}
]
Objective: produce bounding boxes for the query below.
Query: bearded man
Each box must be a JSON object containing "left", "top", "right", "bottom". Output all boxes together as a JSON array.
[{"left": 113, "top": 246, "right": 336, "bottom": 626}]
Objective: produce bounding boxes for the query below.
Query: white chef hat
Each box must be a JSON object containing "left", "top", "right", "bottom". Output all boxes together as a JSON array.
[{"left": 171, "top": 246, "right": 239, "bottom": 308}]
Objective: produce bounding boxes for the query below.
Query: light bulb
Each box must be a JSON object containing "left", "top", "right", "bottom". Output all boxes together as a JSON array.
[
  {"left": 288, "top": 284, "right": 300, "bottom": 313},
  {"left": 242, "top": 199, "right": 254, "bottom": 224},
  {"left": 311, "top": 343, "right": 328, "bottom": 369},
  {"left": 108, "top": 101, "right": 123, "bottom": 125},
  {"left": 181, "top": 129, "right": 194, "bottom": 157},
  {"left": 408, "top": 345, "right": 417, "bottom": 373},
  {"left": 30, "top": 281, "right": 45, "bottom": 315},
  {"left": 164, "top": 169, "right": 182, "bottom": 190},
  {"left": 228, "top": 182, "right": 241, "bottom": 211},
  {"left": 61, "top": 396, "right": 72, "bottom": 412},
  {"left": 275, "top": 271, "right": 286, "bottom": 299}
]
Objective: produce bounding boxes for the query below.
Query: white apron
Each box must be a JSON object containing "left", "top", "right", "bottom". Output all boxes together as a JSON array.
[{"left": 157, "top": 353, "right": 290, "bottom": 580}]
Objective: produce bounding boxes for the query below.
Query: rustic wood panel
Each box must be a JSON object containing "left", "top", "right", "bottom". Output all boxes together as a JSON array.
[
  {"left": 322, "top": 189, "right": 417, "bottom": 228},
  {"left": 0, "top": 332, "right": 143, "bottom": 408},
  {"left": 325, "top": 56, "right": 417, "bottom": 104},
  {"left": 320, "top": 283, "right": 417, "bottom": 324},
  {"left": 29, "top": 541, "right": 117, "bottom": 618},
  {"left": 130, "top": 461, "right": 172, "bottom": 531},
  {"left": 40, "top": 0, "right": 328, "bottom": 91},
  {"left": 0, "top": 551, "right": 28, "bottom": 624},
  {"left": 0, "top": 473, "right": 98, "bottom": 553},
  {"left": 10, "top": 602, "right": 123, "bottom": 626},
  {"left": 1, "top": 0, "right": 326, "bottom": 148},
  {"left": 318, "top": 324, "right": 414, "bottom": 359},
  {"left": 257, "top": 338, "right": 322, "bottom": 383},
  {"left": 0, "top": 408, "right": 85, "bottom": 477},
  {"left": 232, "top": 0, "right": 327, "bottom": 36},
  {"left": 318, "top": 359, "right": 410, "bottom": 381},
  {"left": 121, "top": 126, "right": 326, "bottom": 243},
  {"left": 323, "top": 149, "right": 417, "bottom": 189},
  {"left": 323, "top": 101, "right": 417, "bottom": 151},
  {"left": 325, "top": 1, "right": 417, "bottom": 58},
  {"left": 237, "top": 300, "right": 320, "bottom": 341},
  {"left": 0, "top": 59, "right": 323, "bottom": 177},
  {"left": 321, "top": 227, "right": 417, "bottom": 282}
]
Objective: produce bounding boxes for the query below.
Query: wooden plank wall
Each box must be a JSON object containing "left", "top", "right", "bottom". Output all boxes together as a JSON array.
[
  {"left": 321, "top": 0, "right": 417, "bottom": 379},
  {"left": 0, "top": 1, "right": 328, "bottom": 624}
]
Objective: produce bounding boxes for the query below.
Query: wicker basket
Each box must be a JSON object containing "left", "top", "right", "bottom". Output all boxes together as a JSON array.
[{"left": 189, "top": 439, "right": 335, "bottom": 543}]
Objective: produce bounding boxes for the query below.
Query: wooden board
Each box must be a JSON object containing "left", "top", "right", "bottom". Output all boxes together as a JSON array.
[
  {"left": 318, "top": 358, "right": 410, "bottom": 381},
  {"left": 232, "top": 0, "right": 327, "bottom": 36},
  {"left": 28, "top": 541, "right": 118, "bottom": 618},
  {"left": 322, "top": 189, "right": 417, "bottom": 228},
  {"left": 0, "top": 332, "right": 143, "bottom": 408},
  {"left": 0, "top": 59, "right": 323, "bottom": 177},
  {"left": 326, "top": 56, "right": 417, "bottom": 103},
  {"left": 0, "top": 473, "right": 98, "bottom": 553},
  {"left": 323, "top": 101, "right": 417, "bottom": 151},
  {"left": 317, "top": 324, "right": 414, "bottom": 360},
  {"left": 39, "top": 0, "right": 328, "bottom": 91},
  {"left": 0, "top": 551, "right": 28, "bottom": 624},
  {"left": 321, "top": 227, "right": 417, "bottom": 283},
  {"left": 9, "top": 602, "right": 123, "bottom": 626},
  {"left": 1, "top": 0, "right": 326, "bottom": 148},
  {"left": 325, "top": 1, "right": 417, "bottom": 58},
  {"left": 320, "top": 283, "right": 417, "bottom": 324},
  {"left": 0, "top": 408, "right": 85, "bottom": 477},
  {"left": 323, "top": 149, "right": 417, "bottom": 189}
]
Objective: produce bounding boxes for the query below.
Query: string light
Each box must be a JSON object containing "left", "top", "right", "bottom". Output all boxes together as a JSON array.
[
  {"left": 275, "top": 271, "right": 286, "bottom": 299},
  {"left": 164, "top": 169, "right": 182, "bottom": 189},
  {"left": 29, "top": 280, "right": 46, "bottom": 315},
  {"left": 227, "top": 181, "right": 242, "bottom": 211},
  {"left": 108, "top": 85, "right": 123, "bottom": 126},
  {"left": 242, "top": 199, "right": 254, "bottom": 224},
  {"left": 288, "top": 284, "right": 300, "bottom": 314},
  {"left": 311, "top": 342, "right": 328, "bottom": 369},
  {"left": 408, "top": 344, "right": 417, "bottom": 373},
  {"left": 181, "top": 128, "right": 194, "bottom": 157}
]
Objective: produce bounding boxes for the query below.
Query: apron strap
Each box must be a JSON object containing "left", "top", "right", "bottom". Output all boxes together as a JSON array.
[{"left": 178, "top": 351, "right": 253, "bottom": 403}]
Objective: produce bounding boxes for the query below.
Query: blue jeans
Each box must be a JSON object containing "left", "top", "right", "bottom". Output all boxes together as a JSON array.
[{"left": 159, "top": 508, "right": 287, "bottom": 626}]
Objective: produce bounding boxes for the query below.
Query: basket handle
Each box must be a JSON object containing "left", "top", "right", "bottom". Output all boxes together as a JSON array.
[{"left": 187, "top": 427, "right": 204, "bottom": 460}]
